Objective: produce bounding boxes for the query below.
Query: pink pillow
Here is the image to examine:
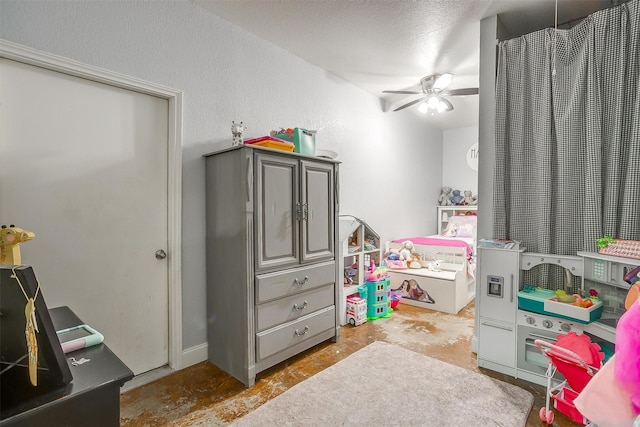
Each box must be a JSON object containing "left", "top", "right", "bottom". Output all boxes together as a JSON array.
[{"left": 456, "top": 224, "right": 474, "bottom": 238}]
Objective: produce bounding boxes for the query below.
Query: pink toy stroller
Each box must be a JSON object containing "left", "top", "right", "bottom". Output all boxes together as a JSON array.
[{"left": 535, "top": 332, "right": 604, "bottom": 425}]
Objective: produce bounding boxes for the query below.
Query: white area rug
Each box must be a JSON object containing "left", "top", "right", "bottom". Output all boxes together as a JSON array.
[{"left": 231, "top": 341, "right": 533, "bottom": 427}]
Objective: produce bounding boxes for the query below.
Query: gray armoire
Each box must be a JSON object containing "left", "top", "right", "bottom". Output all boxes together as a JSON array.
[{"left": 204, "top": 145, "right": 340, "bottom": 386}]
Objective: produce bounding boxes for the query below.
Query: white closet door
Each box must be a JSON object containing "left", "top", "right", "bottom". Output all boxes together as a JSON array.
[{"left": 0, "top": 58, "right": 169, "bottom": 375}]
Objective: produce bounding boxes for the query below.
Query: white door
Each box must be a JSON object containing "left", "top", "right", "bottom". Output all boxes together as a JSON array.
[{"left": 0, "top": 58, "right": 169, "bottom": 375}]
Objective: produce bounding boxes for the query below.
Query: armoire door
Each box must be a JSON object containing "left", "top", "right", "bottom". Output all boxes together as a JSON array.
[
  {"left": 300, "top": 160, "right": 335, "bottom": 263},
  {"left": 255, "top": 153, "right": 300, "bottom": 271}
]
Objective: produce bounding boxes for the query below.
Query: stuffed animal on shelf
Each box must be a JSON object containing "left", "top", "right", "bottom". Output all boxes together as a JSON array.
[
  {"left": 451, "top": 189, "right": 464, "bottom": 205},
  {"left": 463, "top": 190, "right": 477, "bottom": 206},
  {"left": 438, "top": 187, "right": 453, "bottom": 206}
]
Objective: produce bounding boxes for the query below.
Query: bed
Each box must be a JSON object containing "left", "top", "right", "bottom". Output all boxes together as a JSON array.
[{"left": 385, "top": 215, "right": 477, "bottom": 315}]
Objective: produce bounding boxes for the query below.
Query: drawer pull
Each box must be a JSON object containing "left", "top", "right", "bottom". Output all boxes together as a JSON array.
[
  {"left": 294, "top": 276, "right": 309, "bottom": 286},
  {"left": 481, "top": 321, "right": 513, "bottom": 332},
  {"left": 294, "top": 326, "right": 309, "bottom": 336},
  {"left": 293, "top": 301, "right": 308, "bottom": 311}
]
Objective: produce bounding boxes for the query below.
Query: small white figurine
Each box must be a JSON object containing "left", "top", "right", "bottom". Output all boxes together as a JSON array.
[
  {"left": 426, "top": 259, "right": 443, "bottom": 272},
  {"left": 231, "top": 121, "right": 246, "bottom": 147}
]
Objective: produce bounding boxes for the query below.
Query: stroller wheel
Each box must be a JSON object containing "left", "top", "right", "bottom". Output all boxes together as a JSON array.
[{"left": 539, "top": 407, "right": 554, "bottom": 424}]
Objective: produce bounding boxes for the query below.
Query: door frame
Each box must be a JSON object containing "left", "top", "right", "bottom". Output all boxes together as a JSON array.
[{"left": 0, "top": 39, "right": 184, "bottom": 370}]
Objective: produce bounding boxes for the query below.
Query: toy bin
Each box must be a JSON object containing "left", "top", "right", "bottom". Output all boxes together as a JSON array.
[
  {"left": 517, "top": 288, "right": 603, "bottom": 324},
  {"left": 273, "top": 128, "right": 316, "bottom": 156},
  {"left": 243, "top": 136, "right": 295, "bottom": 152}
]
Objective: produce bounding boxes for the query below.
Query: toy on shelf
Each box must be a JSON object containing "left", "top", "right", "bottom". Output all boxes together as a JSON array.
[
  {"left": 463, "top": 190, "right": 478, "bottom": 205},
  {"left": 438, "top": 186, "right": 453, "bottom": 206},
  {"left": 0, "top": 225, "right": 35, "bottom": 265},
  {"left": 451, "top": 189, "right": 464, "bottom": 205}
]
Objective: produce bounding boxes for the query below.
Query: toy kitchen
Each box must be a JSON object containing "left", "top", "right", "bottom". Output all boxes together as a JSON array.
[{"left": 476, "top": 245, "right": 640, "bottom": 387}]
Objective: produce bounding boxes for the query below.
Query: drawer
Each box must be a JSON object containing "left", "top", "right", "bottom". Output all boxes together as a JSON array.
[
  {"left": 256, "top": 284, "right": 334, "bottom": 332},
  {"left": 255, "top": 261, "right": 335, "bottom": 303},
  {"left": 256, "top": 306, "right": 335, "bottom": 361}
]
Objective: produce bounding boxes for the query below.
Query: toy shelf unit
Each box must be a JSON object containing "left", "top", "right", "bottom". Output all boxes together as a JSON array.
[
  {"left": 437, "top": 205, "right": 477, "bottom": 235},
  {"left": 338, "top": 215, "right": 381, "bottom": 325}
]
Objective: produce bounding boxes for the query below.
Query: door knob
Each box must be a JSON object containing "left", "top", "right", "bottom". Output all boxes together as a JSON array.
[{"left": 155, "top": 249, "right": 167, "bottom": 260}]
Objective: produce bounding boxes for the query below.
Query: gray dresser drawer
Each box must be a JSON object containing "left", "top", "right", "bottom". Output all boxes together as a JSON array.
[
  {"left": 255, "top": 261, "right": 335, "bottom": 304},
  {"left": 256, "top": 284, "right": 334, "bottom": 332},
  {"left": 256, "top": 306, "right": 335, "bottom": 361}
]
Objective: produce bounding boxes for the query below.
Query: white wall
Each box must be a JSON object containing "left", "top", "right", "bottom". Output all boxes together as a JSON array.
[
  {"left": 442, "top": 126, "right": 478, "bottom": 198},
  {"left": 0, "top": 1, "right": 443, "bottom": 351}
]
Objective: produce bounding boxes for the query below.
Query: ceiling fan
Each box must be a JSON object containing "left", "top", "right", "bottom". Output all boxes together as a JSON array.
[{"left": 383, "top": 73, "right": 478, "bottom": 114}]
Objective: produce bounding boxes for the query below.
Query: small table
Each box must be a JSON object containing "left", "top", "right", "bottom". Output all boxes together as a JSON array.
[{"left": 0, "top": 306, "right": 134, "bottom": 427}]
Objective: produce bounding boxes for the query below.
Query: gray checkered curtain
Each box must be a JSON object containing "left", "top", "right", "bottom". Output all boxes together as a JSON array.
[{"left": 495, "top": 0, "right": 640, "bottom": 258}]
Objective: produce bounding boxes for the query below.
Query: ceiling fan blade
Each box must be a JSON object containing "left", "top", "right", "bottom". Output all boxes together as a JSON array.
[
  {"left": 393, "top": 97, "right": 426, "bottom": 112},
  {"left": 441, "top": 87, "right": 479, "bottom": 96},
  {"left": 439, "top": 97, "right": 454, "bottom": 112},
  {"left": 432, "top": 73, "right": 454, "bottom": 92},
  {"left": 382, "top": 90, "right": 422, "bottom": 95}
]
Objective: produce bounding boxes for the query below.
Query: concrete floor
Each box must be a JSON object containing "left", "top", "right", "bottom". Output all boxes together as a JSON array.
[{"left": 120, "top": 301, "right": 582, "bottom": 426}]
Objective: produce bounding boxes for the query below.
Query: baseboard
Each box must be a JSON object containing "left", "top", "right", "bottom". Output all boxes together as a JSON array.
[{"left": 181, "top": 342, "right": 208, "bottom": 369}]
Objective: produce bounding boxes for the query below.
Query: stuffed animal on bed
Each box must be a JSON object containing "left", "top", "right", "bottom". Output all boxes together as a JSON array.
[{"left": 438, "top": 187, "right": 453, "bottom": 206}]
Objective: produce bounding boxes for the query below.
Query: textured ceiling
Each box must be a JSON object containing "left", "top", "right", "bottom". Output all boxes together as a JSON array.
[{"left": 195, "top": 0, "right": 622, "bottom": 130}]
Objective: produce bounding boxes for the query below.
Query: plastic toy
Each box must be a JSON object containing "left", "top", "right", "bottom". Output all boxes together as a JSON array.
[
  {"left": 365, "top": 269, "right": 393, "bottom": 320},
  {"left": 390, "top": 291, "right": 402, "bottom": 309},
  {"left": 345, "top": 295, "right": 367, "bottom": 326},
  {"left": 231, "top": 120, "right": 246, "bottom": 146},
  {"left": 535, "top": 333, "right": 604, "bottom": 424}
]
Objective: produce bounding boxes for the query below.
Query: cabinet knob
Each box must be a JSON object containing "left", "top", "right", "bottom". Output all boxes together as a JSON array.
[
  {"left": 293, "top": 301, "right": 308, "bottom": 310},
  {"left": 294, "top": 276, "right": 309, "bottom": 286},
  {"left": 294, "top": 326, "right": 309, "bottom": 336}
]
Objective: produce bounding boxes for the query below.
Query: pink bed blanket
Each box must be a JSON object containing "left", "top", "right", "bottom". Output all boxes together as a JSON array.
[{"left": 392, "top": 237, "right": 472, "bottom": 259}]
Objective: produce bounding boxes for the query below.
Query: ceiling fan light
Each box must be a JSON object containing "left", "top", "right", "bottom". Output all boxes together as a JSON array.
[
  {"left": 418, "top": 101, "right": 430, "bottom": 114},
  {"left": 433, "top": 73, "right": 454, "bottom": 92},
  {"left": 436, "top": 100, "right": 449, "bottom": 113},
  {"left": 427, "top": 96, "right": 440, "bottom": 109}
]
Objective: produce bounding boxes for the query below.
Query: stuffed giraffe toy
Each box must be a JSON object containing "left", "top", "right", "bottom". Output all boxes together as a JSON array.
[{"left": 0, "top": 225, "right": 35, "bottom": 265}]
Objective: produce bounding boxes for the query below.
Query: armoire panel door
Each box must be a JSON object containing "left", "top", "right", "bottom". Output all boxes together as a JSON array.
[
  {"left": 300, "top": 160, "right": 335, "bottom": 264},
  {"left": 255, "top": 153, "right": 299, "bottom": 270}
]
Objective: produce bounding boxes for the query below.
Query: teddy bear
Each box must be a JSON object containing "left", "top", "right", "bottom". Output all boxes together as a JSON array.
[
  {"left": 451, "top": 189, "right": 464, "bottom": 205},
  {"left": 438, "top": 187, "right": 453, "bottom": 206},
  {"left": 463, "top": 190, "right": 477, "bottom": 205},
  {"left": 399, "top": 241, "right": 422, "bottom": 269}
]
